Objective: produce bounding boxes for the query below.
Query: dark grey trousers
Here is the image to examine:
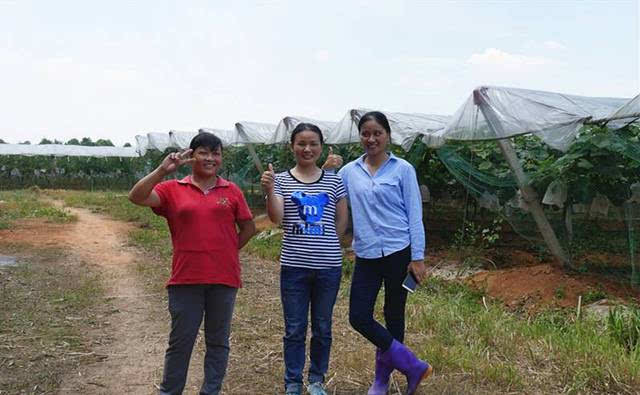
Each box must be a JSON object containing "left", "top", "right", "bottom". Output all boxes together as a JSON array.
[{"left": 158, "top": 284, "right": 238, "bottom": 395}]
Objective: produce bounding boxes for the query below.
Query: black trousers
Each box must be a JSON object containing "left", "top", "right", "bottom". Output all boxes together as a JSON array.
[{"left": 348, "top": 246, "right": 411, "bottom": 352}]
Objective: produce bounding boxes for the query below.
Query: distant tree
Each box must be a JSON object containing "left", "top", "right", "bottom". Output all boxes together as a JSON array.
[
  {"left": 66, "top": 138, "right": 80, "bottom": 145},
  {"left": 80, "top": 137, "right": 94, "bottom": 146},
  {"left": 19, "top": 141, "right": 31, "bottom": 145},
  {"left": 0, "top": 138, "right": 6, "bottom": 144},
  {"left": 53, "top": 139, "right": 63, "bottom": 144},
  {"left": 123, "top": 142, "right": 132, "bottom": 147},
  {"left": 39, "top": 138, "right": 53, "bottom": 145},
  {"left": 95, "top": 139, "right": 114, "bottom": 146}
]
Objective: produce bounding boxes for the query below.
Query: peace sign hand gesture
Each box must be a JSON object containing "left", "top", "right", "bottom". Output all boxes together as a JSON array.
[{"left": 159, "top": 149, "right": 195, "bottom": 175}]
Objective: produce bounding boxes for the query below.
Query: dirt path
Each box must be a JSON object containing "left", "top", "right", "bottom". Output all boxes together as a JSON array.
[{"left": 32, "top": 204, "right": 169, "bottom": 394}]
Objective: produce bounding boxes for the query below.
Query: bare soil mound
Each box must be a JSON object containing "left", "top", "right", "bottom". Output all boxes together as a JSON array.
[{"left": 467, "top": 262, "right": 639, "bottom": 312}]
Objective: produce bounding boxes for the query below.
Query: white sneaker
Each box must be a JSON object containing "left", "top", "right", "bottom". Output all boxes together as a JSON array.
[{"left": 306, "top": 382, "right": 327, "bottom": 395}]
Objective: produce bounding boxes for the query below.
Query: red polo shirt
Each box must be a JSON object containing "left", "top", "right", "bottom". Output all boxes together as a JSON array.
[{"left": 152, "top": 175, "right": 253, "bottom": 288}]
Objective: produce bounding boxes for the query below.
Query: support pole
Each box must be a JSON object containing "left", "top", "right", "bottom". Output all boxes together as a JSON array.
[
  {"left": 235, "top": 123, "right": 264, "bottom": 174},
  {"left": 246, "top": 143, "right": 264, "bottom": 174},
  {"left": 474, "top": 88, "right": 569, "bottom": 266},
  {"left": 585, "top": 112, "right": 640, "bottom": 125}
]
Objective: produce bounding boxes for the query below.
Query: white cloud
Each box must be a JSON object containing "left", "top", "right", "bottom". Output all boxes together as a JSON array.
[
  {"left": 543, "top": 40, "right": 567, "bottom": 50},
  {"left": 467, "top": 48, "right": 560, "bottom": 71}
]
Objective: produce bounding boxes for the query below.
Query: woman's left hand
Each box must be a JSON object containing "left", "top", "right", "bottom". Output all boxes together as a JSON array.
[
  {"left": 321, "top": 146, "right": 343, "bottom": 170},
  {"left": 408, "top": 260, "right": 428, "bottom": 284}
]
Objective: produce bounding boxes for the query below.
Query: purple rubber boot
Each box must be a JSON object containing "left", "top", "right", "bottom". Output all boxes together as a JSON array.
[
  {"left": 384, "top": 340, "right": 433, "bottom": 395},
  {"left": 367, "top": 348, "right": 394, "bottom": 395}
]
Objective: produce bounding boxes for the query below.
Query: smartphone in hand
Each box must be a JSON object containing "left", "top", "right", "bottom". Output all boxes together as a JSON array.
[{"left": 402, "top": 271, "right": 418, "bottom": 293}]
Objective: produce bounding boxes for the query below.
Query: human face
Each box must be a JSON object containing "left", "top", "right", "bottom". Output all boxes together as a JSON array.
[
  {"left": 291, "top": 130, "right": 322, "bottom": 167},
  {"left": 359, "top": 119, "right": 389, "bottom": 157},
  {"left": 191, "top": 146, "right": 222, "bottom": 177}
]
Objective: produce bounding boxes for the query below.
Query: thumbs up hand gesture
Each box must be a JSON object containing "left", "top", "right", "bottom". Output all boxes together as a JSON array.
[
  {"left": 321, "top": 146, "right": 344, "bottom": 170},
  {"left": 261, "top": 163, "right": 276, "bottom": 195}
]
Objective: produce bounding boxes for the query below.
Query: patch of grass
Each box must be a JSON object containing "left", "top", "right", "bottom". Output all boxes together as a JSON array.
[
  {"left": 583, "top": 287, "right": 607, "bottom": 304},
  {"left": 341, "top": 254, "right": 355, "bottom": 277},
  {"left": 409, "top": 277, "right": 640, "bottom": 393},
  {"left": 45, "top": 189, "right": 151, "bottom": 223},
  {"left": 245, "top": 230, "right": 282, "bottom": 261},
  {"left": 554, "top": 285, "right": 566, "bottom": 300},
  {"left": 607, "top": 306, "right": 640, "bottom": 355},
  {"left": 0, "top": 246, "right": 106, "bottom": 394},
  {"left": 0, "top": 190, "right": 76, "bottom": 227}
]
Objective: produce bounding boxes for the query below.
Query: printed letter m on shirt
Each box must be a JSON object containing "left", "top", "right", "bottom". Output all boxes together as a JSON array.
[{"left": 303, "top": 205, "right": 318, "bottom": 216}]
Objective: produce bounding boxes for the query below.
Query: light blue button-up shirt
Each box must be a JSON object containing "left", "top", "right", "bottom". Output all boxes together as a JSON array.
[{"left": 338, "top": 153, "right": 426, "bottom": 261}]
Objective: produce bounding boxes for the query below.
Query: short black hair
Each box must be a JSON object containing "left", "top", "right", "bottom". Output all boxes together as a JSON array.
[
  {"left": 290, "top": 122, "right": 324, "bottom": 145},
  {"left": 190, "top": 132, "right": 223, "bottom": 152},
  {"left": 358, "top": 111, "right": 391, "bottom": 135}
]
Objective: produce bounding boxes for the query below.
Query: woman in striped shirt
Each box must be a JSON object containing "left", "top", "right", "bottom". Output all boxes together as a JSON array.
[{"left": 260, "top": 123, "right": 348, "bottom": 395}]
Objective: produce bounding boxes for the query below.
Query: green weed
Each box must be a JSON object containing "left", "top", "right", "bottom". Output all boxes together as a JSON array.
[
  {"left": 0, "top": 190, "right": 76, "bottom": 226},
  {"left": 607, "top": 306, "right": 640, "bottom": 355},
  {"left": 583, "top": 288, "right": 607, "bottom": 304}
]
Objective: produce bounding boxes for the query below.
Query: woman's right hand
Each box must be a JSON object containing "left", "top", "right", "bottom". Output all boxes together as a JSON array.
[
  {"left": 159, "top": 149, "right": 194, "bottom": 175},
  {"left": 261, "top": 163, "right": 275, "bottom": 195}
]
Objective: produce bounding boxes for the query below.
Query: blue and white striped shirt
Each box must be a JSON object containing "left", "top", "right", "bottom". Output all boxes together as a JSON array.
[
  {"left": 274, "top": 170, "right": 347, "bottom": 269},
  {"left": 338, "top": 153, "right": 426, "bottom": 261}
]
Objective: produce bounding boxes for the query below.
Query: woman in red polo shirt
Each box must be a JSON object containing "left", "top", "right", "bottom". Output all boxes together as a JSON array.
[{"left": 129, "top": 132, "right": 256, "bottom": 395}]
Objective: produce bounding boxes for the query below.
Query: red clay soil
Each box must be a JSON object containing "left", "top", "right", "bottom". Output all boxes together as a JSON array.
[
  {"left": 467, "top": 259, "right": 640, "bottom": 312},
  {"left": 253, "top": 213, "right": 274, "bottom": 232}
]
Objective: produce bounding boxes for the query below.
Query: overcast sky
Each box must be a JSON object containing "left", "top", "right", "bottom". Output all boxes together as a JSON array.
[{"left": 1, "top": 0, "right": 638, "bottom": 146}]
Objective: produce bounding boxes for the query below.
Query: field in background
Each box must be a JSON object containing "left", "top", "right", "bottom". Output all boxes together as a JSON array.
[{"left": 1, "top": 189, "right": 639, "bottom": 394}]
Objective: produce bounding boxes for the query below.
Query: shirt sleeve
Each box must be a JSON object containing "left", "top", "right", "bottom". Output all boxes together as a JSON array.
[
  {"left": 151, "top": 181, "right": 171, "bottom": 217},
  {"left": 232, "top": 184, "right": 253, "bottom": 222},
  {"left": 401, "top": 163, "right": 426, "bottom": 261},
  {"left": 335, "top": 176, "right": 347, "bottom": 200},
  {"left": 273, "top": 172, "right": 284, "bottom": 198},
  {"left": 337, "top": 166, "right": 349, "bottom": 197}
]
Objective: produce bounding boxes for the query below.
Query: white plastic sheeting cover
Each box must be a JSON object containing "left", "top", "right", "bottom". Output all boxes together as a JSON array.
[
  {"left": 607, "top": 93, "right": 640, "bottom": 130},
  {"left": 145, "top": 132, "right": 173, "bottom": 153},
  {"left": 198, "top": 128, "right": 244, "bottom": 147},
  {"left": 439, "top": 86, "right": 631, "bottom": 151},
  {"left": 234, "top": 122, "right": 277, "bottom": 144},
  {"left": 0, "top": 144, "right": 138, "bottom": 157},
  {"left": 169, "top": 131, "right": 198, "bottom": 150},
  {"left": 273, "top": 116, "right": 337, "bottom": 145},
  {"left": 134, "top": 111, "right": 449, "bottom": 153},
  {"left": 333, "top": 109, "right": 450, "bottom": 151},
  {"left": 136, "top": 129, "right": 243, "bottom": 154},
  {"left": 135, "top": 135, "right": 150, "bottom": 156},
  {"left": 169, "top": 129, "right": 241, "bottom": 150},
  {"left": 135, "top": 132, "right": 170, "bottom": 155}
]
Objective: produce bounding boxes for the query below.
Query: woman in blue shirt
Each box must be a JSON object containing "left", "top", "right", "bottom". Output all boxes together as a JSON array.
[{"left": 324, "top": 111, "right": 432, "bottom": 395}]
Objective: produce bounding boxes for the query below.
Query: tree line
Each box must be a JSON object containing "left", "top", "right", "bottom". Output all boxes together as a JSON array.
[{"left": 0, "top": 137, "right": 131, "bottom": 147}]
